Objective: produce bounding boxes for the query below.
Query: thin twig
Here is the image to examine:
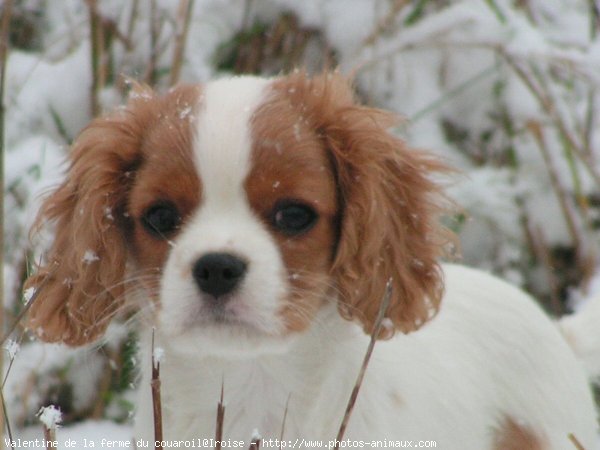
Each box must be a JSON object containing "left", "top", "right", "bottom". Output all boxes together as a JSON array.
[
  {"left": 589, "top": 0, "right": 600, "bottom": 39},
  {"left": 1, "top": 262, "right": 59, "bottom": 346},
  {"left": 126, "top": 0, "right": 139, "bottom": 45},
  {"left": 278, "top": 394, "right": 291, "bottom": 450},
  {"left": 90, "top": 346, "right": 118, "bottom": 419},
  {"left": 334, "top": 280, "right": 393, "bottom": 449},
  {"left": 240, "top": 0, "right": 255, "bottom": 31},
  {"left": 568, "top": 432, "right": 586, "bottom": 450},
  {"left": 38, "top": 406, "right": 61, "bottom": 450},
  {"left": 0, "top": 1, "right": 13, "bottom": 445},
  {"left": 0, "top": 386, "right": 15, "bottom": 450},
  {"left": 0, "top": 0, "right": 12, "bottom": 153},
  {"left": 527, "top": 224, "right": 563, "bottom": 315},
  {"left": 145, "top": 0, "right": 159, "bottom": 85},
  {"left": 583, "top": 89, "right": 595, "bottom": 161},
  {"left": 43, "top": 425, "right": 56, "bottom": 450},
  {"left": 2, "top": 336, "right": 22, "bottom": 389},
  {"left": 151, "top": 329, "right": 163, "bottom": 450},
  {"left": 501, "top": 50, "right": 600, "bottom": 187},
  {"left": 356, "top": 34, "right": 600, "bottom": 187},
  {"left": 169, "top": 0, "right": 194, "bottom": 86},
  {"left": 86, "top": 0, "right": 104, "bottom": 116},
  {"left": 528, "top": 62, "right": 587, "bottom": 205},
  {"left": 410, "top": 61, "right": 499, "bottom": 124},
  {"left": 484, "top": 0, "right": 507, "bottom": 23},
  {"left": 248, "top": 437, "right": 261, "bottom": 450},
  {"left": 215, "top": 378, "right": 225, "bottom": 450},
  {"left": 362, "top": 0, "right": 408, "bottom": 47},
  {"left": 527, "top": 121, "right": 583, "bottom": 253}
]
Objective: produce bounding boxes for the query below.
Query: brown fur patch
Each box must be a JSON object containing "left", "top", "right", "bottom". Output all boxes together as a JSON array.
[
  {"left": 247, "top": 82, "right": 338, "bottom": 333},
  {"left": 25, "top": 84, "right": 201, "bottom": 346},
  {"left": 492, "top": 416, "right": 547, "bottom": 450},
  {"left": 128, "top": 86, "right": 202, "bottom": 273},
  {"left": 253, "top": 72, "right": 454, "bottom": 337}
]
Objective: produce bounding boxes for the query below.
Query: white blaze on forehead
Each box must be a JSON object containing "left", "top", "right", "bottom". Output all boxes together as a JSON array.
[
  {"left": 160, "top": 77, "right": 289, "bottom": 344},
  {"left": 194, "top": 76, "right": 270, "bottom": 207}
]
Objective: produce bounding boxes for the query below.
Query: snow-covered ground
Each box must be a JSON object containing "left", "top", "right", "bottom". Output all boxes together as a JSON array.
[
  {"left": 6, "top": 421, "right": 133, "bottom": 450},
  {"left": 3, "top": 0, "right": 600, "bottom": 448}
]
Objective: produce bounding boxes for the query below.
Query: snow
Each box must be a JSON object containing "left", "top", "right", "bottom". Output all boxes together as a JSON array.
[
  {"left": 153, "top": 346, "right": 165, "bottom": 368},
  {"left": 8, "top": 421, "right": 133, "bottom": 450},
  {"left": 251, "top": 428, "right": 262, "bottom": 441},
  {"left": 37, "top": 405, "right": 62, "bottom": 430},
  {"left": 3, "top": 0, "right": 600, "bottom": 447},
  {"left": 4, "top": 339, "right": 20, "bottom": 360},
  {"left": 380, "top": 318, "right": 394, "bottom": 334},
  {"left": 23, "top": 286, "right": 36, "bottom": 305},
  {"left": 82, "top": 250, "right": 100, "bottom": 264}
]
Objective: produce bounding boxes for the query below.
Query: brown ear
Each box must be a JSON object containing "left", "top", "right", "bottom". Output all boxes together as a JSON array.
[
  {"left": 24, "top": 91, "right": 150, "bottom": 346},
  {"left": 277, "top": 72, "right": 454, "bottom": 336}
]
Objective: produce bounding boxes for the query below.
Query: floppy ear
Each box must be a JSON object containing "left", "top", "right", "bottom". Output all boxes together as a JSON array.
[
  {"left": 24, "top": 89, "right": 152, "bottom": 346},
  {"left": 278, "top": 72, "right": 454, "bottom": 337}
]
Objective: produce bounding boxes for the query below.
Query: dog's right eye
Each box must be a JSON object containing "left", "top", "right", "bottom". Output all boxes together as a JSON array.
[{"left": 141, "top": 203, "right": 181, "bottom": 237}]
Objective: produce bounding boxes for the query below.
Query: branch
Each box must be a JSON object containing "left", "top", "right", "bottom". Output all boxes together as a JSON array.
[{"left": 334, "top": 279, "right": 393, "bottom": 449}]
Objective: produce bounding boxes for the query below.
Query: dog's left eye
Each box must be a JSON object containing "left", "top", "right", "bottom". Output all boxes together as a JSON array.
[
  {"left": 272, "top": 201, "right": 318, "bottom": 236},
  {"left": 141, "top": 202, "right": 181, "bottom": 237}
]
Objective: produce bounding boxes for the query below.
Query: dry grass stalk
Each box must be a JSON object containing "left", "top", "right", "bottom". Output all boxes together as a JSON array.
[
  {"left": 527, "top": 224, "right": 562, "bottom": 314},
  {"left": 248, "top": 437, "right": 260, "bottom": 450},
  {"left": 526, "top": 119, "right": 597, "bottom": 284},
  {"left": 568, "top": 432, "right": 586, "bottom": 450},
  {"left": 0, "top": 0, "right": 13, "bottom": 444},
  {"left": 2, "top": 337, "right": 21, "bottom": 389},
  {"left": 582, "top": 90, "right": 595, "bottom": 159},
  {"left": 126, "top": 0, "right": 139, "bottom": 45},
  {"left": 169, "top": 0, "right": 194, "bottom": 86},
  {"left": 278, "top": 394, "right": 291, "bottom": 450},
  {"left": 240, "top": 0, "right": 255, "bottom": 31},
  {"left": 145, "top": 0, "right": 160, "bottom": 85},
  {"left": 151, "top": 330, "right": 163, "bottom": 450},
  {"left": 334, "top": 279, "right": 393, "bottom": 450},
  {"left": 0, "top": 0, "right": 12, "bottom": 151},
  {"left": 501, "top": 50, "right": 600, "bottom": 187},
  {"left": 0, "top": 386, "right": 15, "bottom": 450},
  {"left": 527, "top": 120, "right": 583, "bottom": 254},
  {"left": 90, "top": 346, "right": 119, "bottom": 419},
  {"left": 363, "top": 0, "right": 409, "bottom": 47},
  {"left": 1, "top": 261, "right": 59, "bottom": 346},
  {"left": 86, "top": 0, "right": 105, "bottom": 117},
  {"left": 215, "top": 379, "right": 225, "bottom": 450},
  {"left": 42, "top": 424, "right": 56, "bottom": 450}
]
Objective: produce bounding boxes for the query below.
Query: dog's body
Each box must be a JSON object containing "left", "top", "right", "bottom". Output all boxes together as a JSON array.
[
  {"left": 25, "top": 73, "right": 598, "bottom": 449},
  {"left": 135, "top": 265, "right": 597, "bottom": 449}
]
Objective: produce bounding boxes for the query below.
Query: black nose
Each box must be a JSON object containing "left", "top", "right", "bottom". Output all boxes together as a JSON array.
[{"left": 192, "top": 252, "right": 247, "bottom": 298}]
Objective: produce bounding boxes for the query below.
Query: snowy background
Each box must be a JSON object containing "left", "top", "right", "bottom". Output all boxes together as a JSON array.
[{"left": 2, "top": 0, "right": 600, "bottom": 448}]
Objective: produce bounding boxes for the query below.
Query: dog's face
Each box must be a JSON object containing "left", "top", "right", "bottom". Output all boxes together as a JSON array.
[
  {"left": 25, "top": 73, "right": 451, "bottom": 354},
  {"left": 138, "top": 77, "right": 338, "bottom": 355}
]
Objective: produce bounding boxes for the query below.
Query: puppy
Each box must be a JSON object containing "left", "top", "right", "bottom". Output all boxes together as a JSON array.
[{"left": 25, "top": 72, "right": 599, "bottom": 449}]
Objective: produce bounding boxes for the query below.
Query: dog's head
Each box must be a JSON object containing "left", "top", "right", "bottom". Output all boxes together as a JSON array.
[{"left": 25, "top": 73, "right": 452, "bottom": 354}]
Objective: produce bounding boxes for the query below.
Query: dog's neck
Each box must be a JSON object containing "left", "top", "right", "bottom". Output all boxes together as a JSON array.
[{"left": 135, "top": 305, "right": 368, "bottom": 443}]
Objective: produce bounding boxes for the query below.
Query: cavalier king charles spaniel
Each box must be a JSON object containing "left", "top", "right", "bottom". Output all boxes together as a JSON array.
[{"left": 25, "top": 72, "right": 599, "bottom": 449}]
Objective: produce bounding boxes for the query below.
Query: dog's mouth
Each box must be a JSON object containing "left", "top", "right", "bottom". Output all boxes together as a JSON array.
[
  {"left": 207, "top": 306, "right": 245, "bottom": 326},
  {"left": 189, "top": 299, "right": 270, "bottom": 333},
  {"left": 158, "top": 295, "right": 295, "bottom": 358}
]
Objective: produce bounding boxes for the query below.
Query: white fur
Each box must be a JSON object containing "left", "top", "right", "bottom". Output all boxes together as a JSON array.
[
  {"left": 136, "top": 77, "right": 599, "bottom": 449},
  {"left": 138, "top": 265, "right": 598, "bottom": 449},
  {"left": 560, "top": 295, "right": 600, "bottom": 379},
  {"left": 194, "top": 76, "right": 268, "bottom": 206},
  {"left": 159, "top": 76, "right": 294, "bottom": 357}
]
